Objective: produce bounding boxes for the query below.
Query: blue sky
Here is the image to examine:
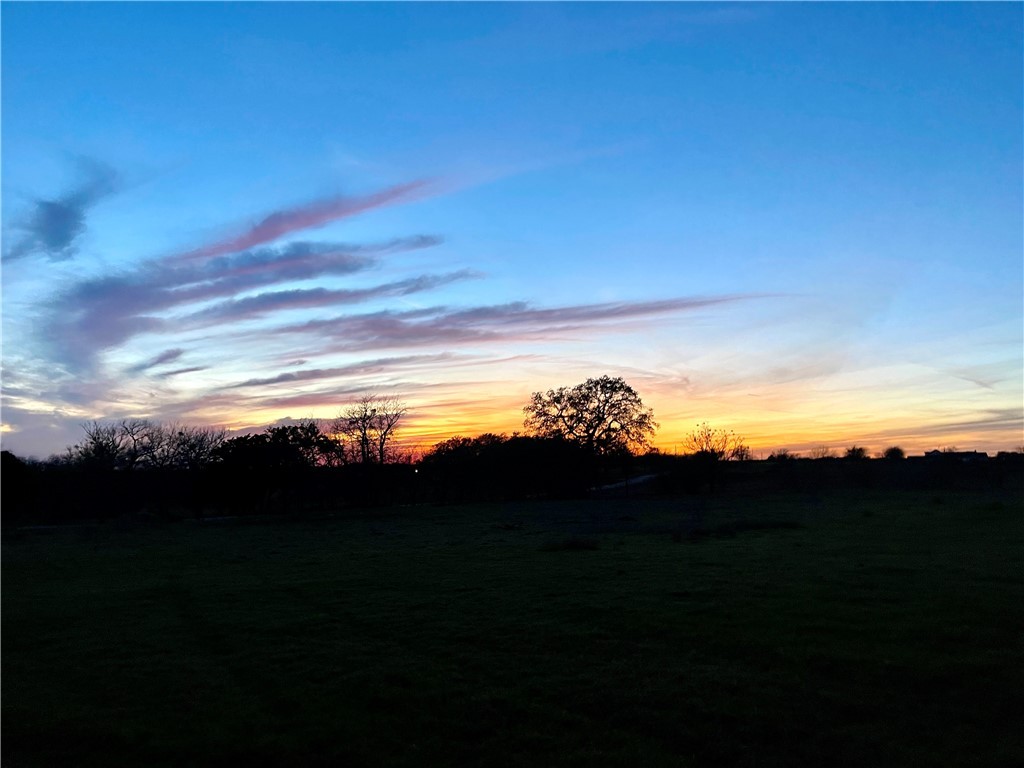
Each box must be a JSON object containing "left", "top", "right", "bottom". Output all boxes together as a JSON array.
[{"left": 2, "top": 2, "right": 1021, "bottom": 458}]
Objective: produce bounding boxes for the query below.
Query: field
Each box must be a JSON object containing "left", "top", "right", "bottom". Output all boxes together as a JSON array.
[{"left": 3, "top": 487, "right": 1023, "bottom": 767}]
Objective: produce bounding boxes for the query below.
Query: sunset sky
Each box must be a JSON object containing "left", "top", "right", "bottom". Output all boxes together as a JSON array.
[{"left": 2, "top": 2, "right": 1021, "bottom": 459}]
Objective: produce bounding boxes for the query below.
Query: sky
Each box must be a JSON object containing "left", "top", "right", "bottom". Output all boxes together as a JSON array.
[{"left": 2, "top": 2, "right": 1021, "bottom": 459}]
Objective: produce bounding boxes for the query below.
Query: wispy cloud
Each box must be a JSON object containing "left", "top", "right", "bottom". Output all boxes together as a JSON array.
[
  {"left": 880, "top": 408, "right": 1024, "bottom": 439},
  {"left": 126, "top": 348, "right": 186, "bottom": 374},
  {"left": 30, "top": 165, "right": 756, "bottom": 392},
  {"left": 260, "top": 296, "right": 754, "bottom": 355},
  {"left": 177, "top": 270, "right": 479, "bottom": 326},
  {"left": 172, "top": 180, "right": 435, "bottom": 264},
  {"left": 157, "top": 366, "right": 209, "bottom": 379},
  {"left": 224, "top": 354, "right": 458, "bottom": 389},
  {"left": 20, "top": 167, "right": 769, "bottom": 453},
  {"left": 44, "top": 236, "right": 439, "bottom": 373},
  {"left": 4, "top": 157, "right": 119, "bottom": 262}
]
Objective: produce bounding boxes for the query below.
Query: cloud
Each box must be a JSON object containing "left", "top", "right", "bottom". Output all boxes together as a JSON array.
[
  {"left": 43, "top": 235, "right": 439, "bottom": 373},
  {"left": 4, "top": 157, "right": 119, "bottom": 262},
  {"left": 145, "top": 385, "right": 382, "bottom": 422},
  {"left": 255, "top": 389, "right": 400, "bottom": 411},
  {"left": 177, "top": 270, "right": 479, "bottom": 326},
  {"left": 33, "top": 375, "right": 127, "bottom": 409},
  {"left": 263, "top": 295, "right": 754, "bottom": 355},
  {"left": 126, "top": 348, "right": 186, "bottom": 374},
  {"left": 0, "top": 406, "right": 91, "bottom": 460},
  {"left": 17, "top": 167, "right": 772, "bottom": 457},
  {"left": 172, "top": 180, "right": 435, "bottom": 264},
  {"left": 25, "top": 167, "right": 753, "bottom": 406},
  {"left": 878, "top": 408, "right": 1024, "bottom": 439},
  {"left": 224, "top": 354, "right": 458, "bottom": 389},
  {"left": 124, "top": 354, "right": 545, "bottom": 432},
  {"left": 157, "top": 366, "right": 209, "bottom": 379}
]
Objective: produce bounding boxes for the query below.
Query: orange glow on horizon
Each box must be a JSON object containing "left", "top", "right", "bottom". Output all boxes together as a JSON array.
[{"left": 206, "top": 397, "right": 1021, "bottom": 459}]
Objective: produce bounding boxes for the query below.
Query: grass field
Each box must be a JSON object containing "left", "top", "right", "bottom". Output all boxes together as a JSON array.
[{"left": 3, "top": 487, "right": 1023, "bottom": 767}]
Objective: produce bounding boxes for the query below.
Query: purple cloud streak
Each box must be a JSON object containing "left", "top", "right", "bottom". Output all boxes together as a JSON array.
[
  {"left": 44, "top": 236, "right": 440, "bottom": 372},
  {"left": 256, "top": 296, "right": 753, "bottom": 355},
  {"left": 178, "top": 271, "right": 479, "bottom": 325},
  {"left": 224, "top": 354, "right": 457, "bottom": 389},
  {"left": 126, "top": 348, "right": 186, "bottom": 373},
  {"left": 22, "top": 169, "right": 768, "bottom": 442},
  {"left": 172, "top": 180, "right": 434, "bottom": 263}
]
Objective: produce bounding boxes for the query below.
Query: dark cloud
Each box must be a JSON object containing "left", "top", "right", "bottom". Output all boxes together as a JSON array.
[
  {"left": 4, "top": 157, "right": 119, "bottom": 262},
  {"left": 126, "top": 348, "right": 186, "bottom": 374},
  {"left": 156, "top": 366, "right": 209, "bottom": 378}
]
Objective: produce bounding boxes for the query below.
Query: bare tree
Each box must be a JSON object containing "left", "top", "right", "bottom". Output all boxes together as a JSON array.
[
  {"left": 523, "top": 376, "right": 657, "bottom": 455},
  {"left": 67, "top": 420, "right": 225, "bottom": 470},
  {"left": 74, "top": 421, "right": 128, "bottom": 469},
  {"left": 331, "top": 395, "right": 407, "bottom": 464},
  {"left": 168, "top": 424, "right": 227, "bottom": 470},
  {"left": 684, "top": 422, "right": 748, "bottom": 461},
  {"left": 119, "top": 419, "right": 166, "bottom": 469}
]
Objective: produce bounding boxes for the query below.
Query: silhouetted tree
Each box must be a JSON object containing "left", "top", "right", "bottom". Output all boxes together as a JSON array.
[
  {"left": 118, "top": 419, "right": 163, "bottom": 469},
  {"left": 845, "top": 446, "right": 869, "bottom": 460},
  {"left": 164, "top": 424, "right": 227, "bottom": 469},
  {"left": 216, "top": 421, "right": 335, "bottom": 471},
  {"left": 420, "top": 432, "right": 594, "bottom": 502},
  {"left": 523, "top": 376, "right": 656, "bottom": 455},
  {"left": 684, "top": 422, "right": 749, "bottom": 461},
  {"left": 425, "top": 435, "right": 476, "bottom": 461},
  {"left": 267, "top": 422, "right": 339, "bottom": 467},
  {"left": 1, "top": 450, "right": 36, "bottom": 526},
  {"left": 215, "top": 433, "right": 272, "bottom": 470},
  {"left": 72, "top": 421, "right": 129, "bottom": 470},
  {"left": 883, "top": 446, "right": 905, "bottom": 460},
  {"left": 331, "top": 395, "right": 407, "bottom": 464},
  {"left": 64, "top": 420, "right": 226, "bottom": 471}
]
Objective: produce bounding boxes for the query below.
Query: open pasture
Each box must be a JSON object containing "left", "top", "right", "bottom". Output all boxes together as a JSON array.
[{"left": 3, "top": 488, "right": 1022, "bottom": 767}]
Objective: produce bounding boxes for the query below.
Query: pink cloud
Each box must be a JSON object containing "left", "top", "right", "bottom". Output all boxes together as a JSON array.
[{"left": 173, "top": 180, "right": 435, "bottom": 263}]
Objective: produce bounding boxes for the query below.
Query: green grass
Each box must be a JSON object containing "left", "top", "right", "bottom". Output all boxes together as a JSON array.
[{"left": 3, "top": 488, "right": 1023, "bottom": 767}]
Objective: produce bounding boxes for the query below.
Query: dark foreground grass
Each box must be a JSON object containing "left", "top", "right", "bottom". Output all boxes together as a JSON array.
[{"left": 3, "top": 488, "right": 1023, "bottom": 767}]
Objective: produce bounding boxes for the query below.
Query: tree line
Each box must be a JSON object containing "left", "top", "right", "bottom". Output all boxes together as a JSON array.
[
  {"left": 49, "top": 395, "right": 408, "bottom": 472},
  {"left": 3, "top": 375, "right": 1020, "bottom": 526},
  {"left": 26, "top": 376, "right": 948, "bottom": 472}
]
